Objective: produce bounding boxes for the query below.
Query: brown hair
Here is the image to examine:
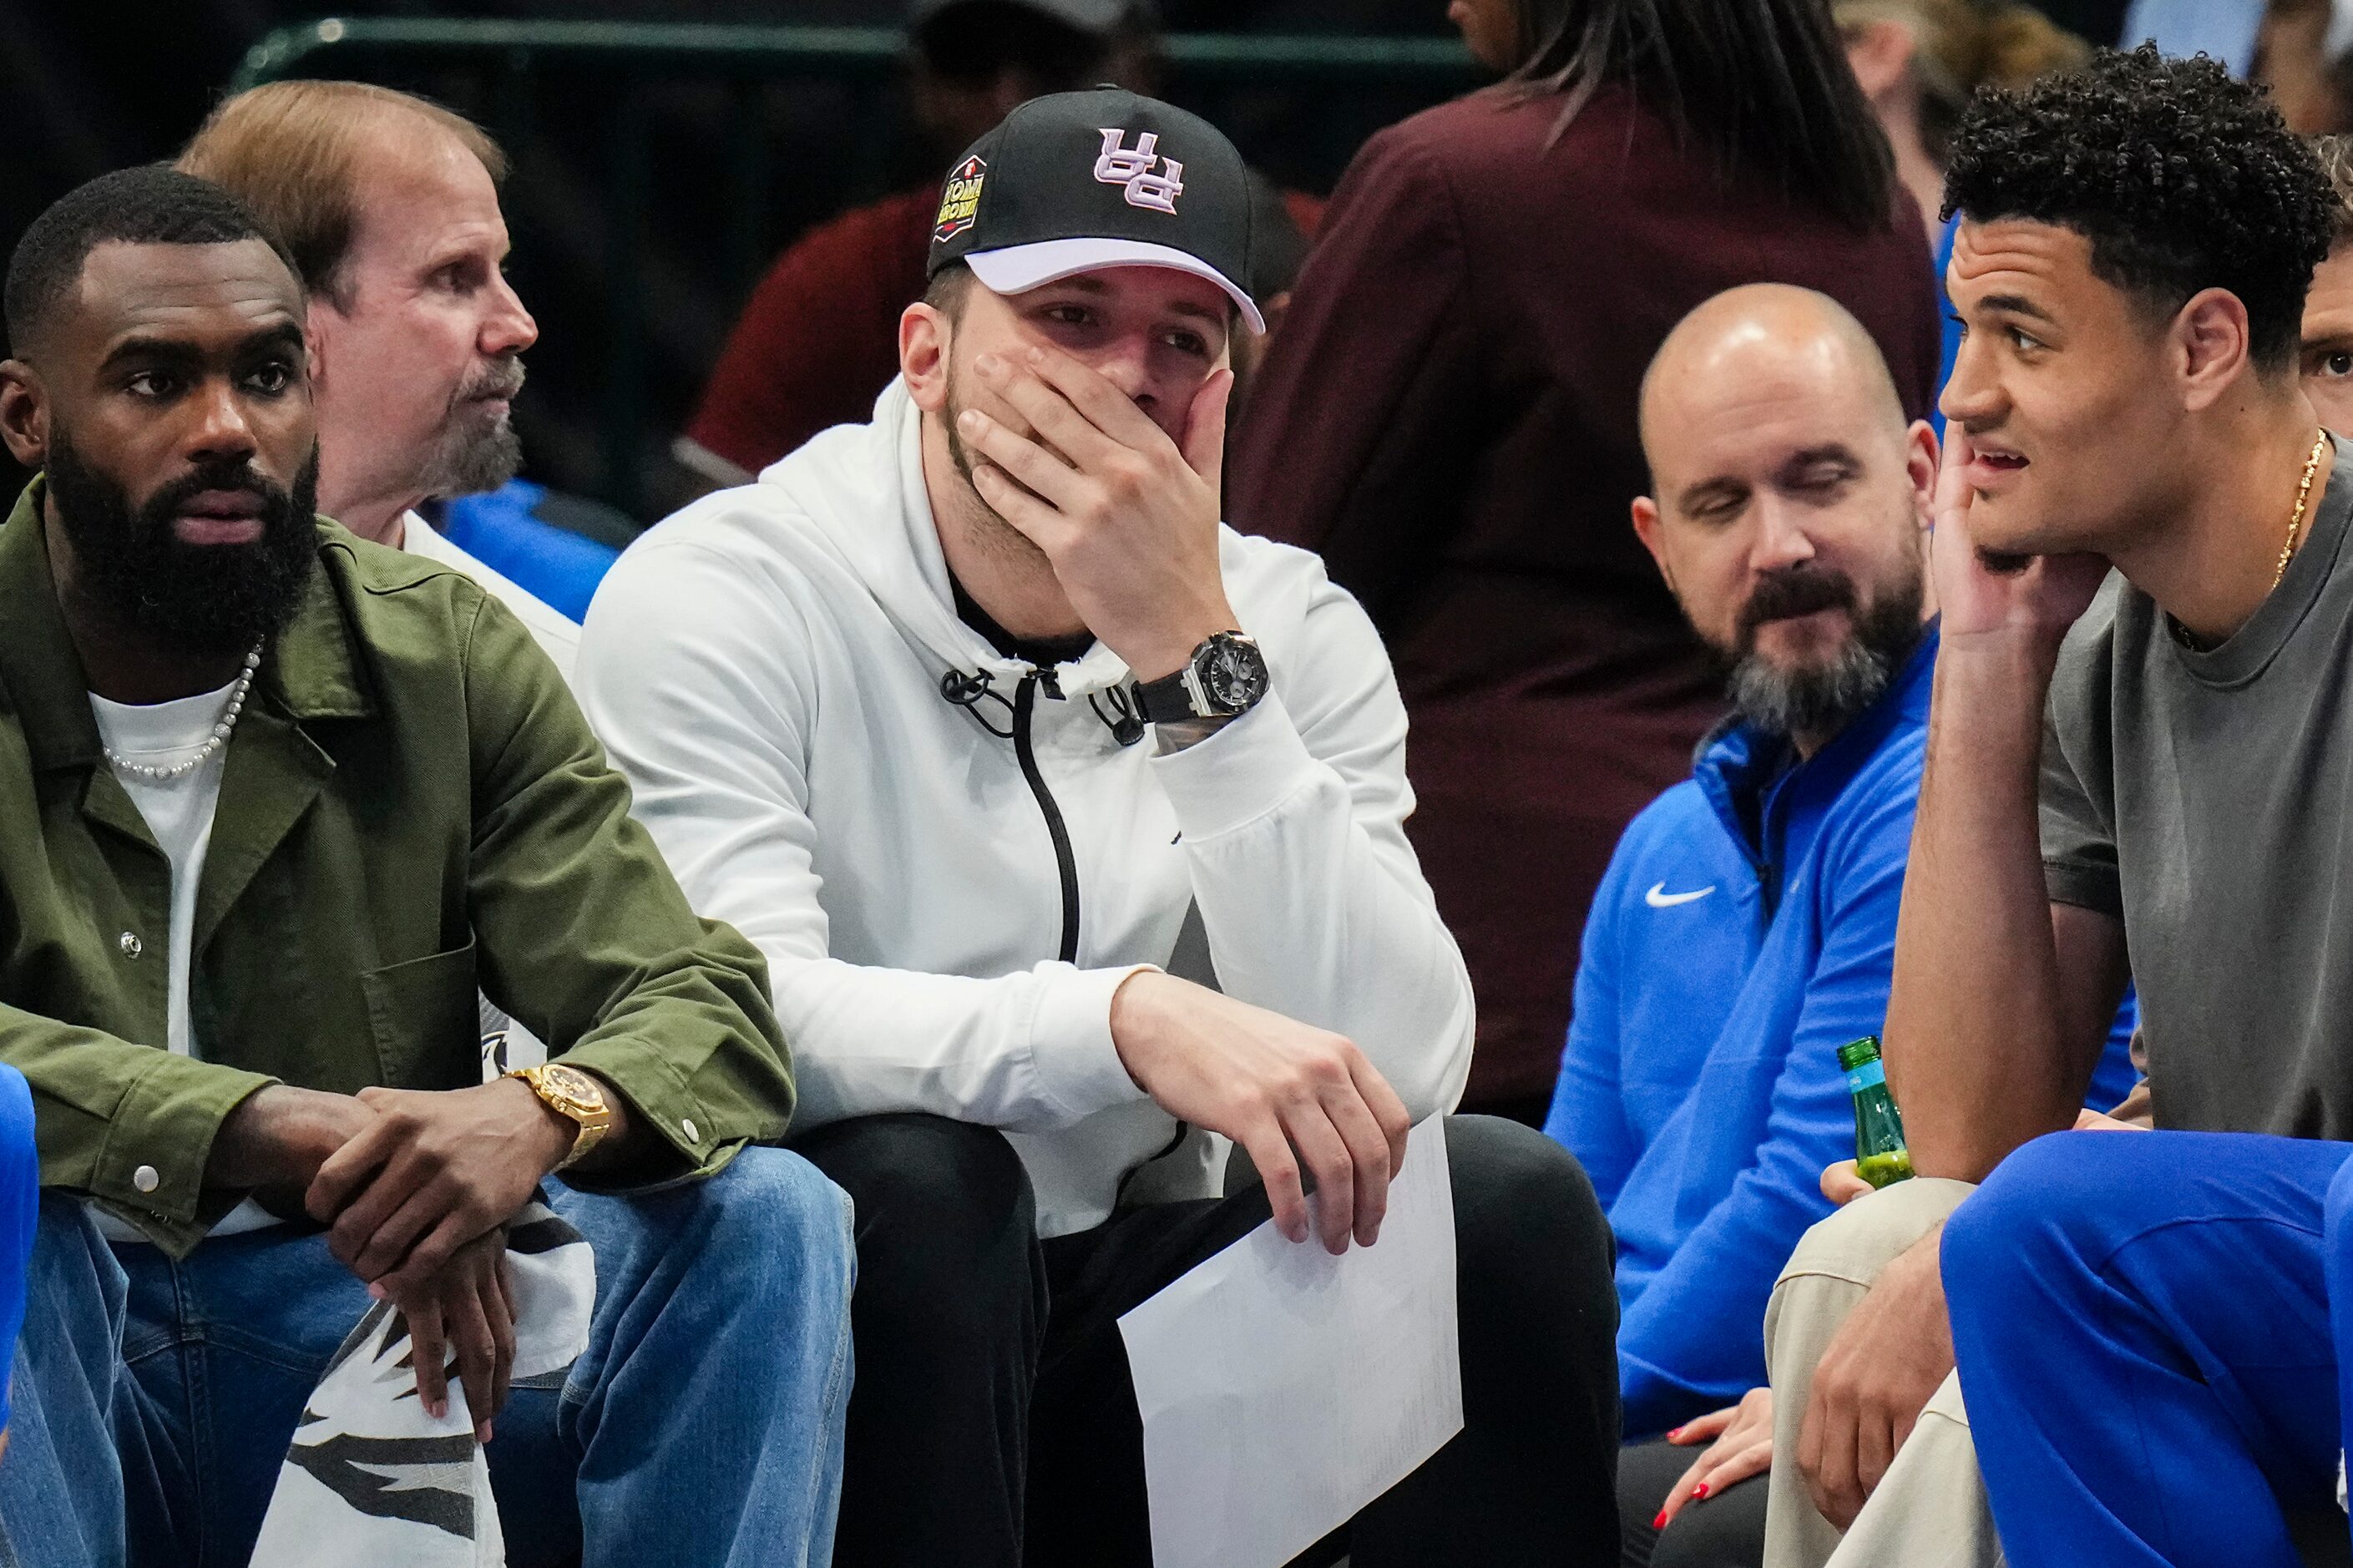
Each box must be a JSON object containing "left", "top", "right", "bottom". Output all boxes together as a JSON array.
[
  {"left": 2316, "top": 134, "right": 2353, "bottom": 245},
  {"left": 178, "top": 81, "right": 507, "bottom": 308},
  {"left": 1833, "top": 0, "right": 2091, "bottom": 164}
]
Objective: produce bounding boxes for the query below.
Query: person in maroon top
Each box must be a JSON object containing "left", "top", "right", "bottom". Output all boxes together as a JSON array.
[
  {"left": 1230, "top": 0, "right": 1941, "bottom": 1120},
  {"left": 674, "top": 0, "right": 1157, "bottom": 492},
  {"left": 675, "top": 0, "right": 1318, "bottom": 495}
]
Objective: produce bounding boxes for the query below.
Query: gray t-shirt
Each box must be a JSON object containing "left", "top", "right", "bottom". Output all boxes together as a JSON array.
[{"left": 2042, "top": 445, "right": 2353, "bottom": 1137}]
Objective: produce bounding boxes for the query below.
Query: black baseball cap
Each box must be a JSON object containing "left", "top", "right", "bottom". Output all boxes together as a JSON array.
[{"left": 927, "top": 87, "right": 1265, "bottom": 334}]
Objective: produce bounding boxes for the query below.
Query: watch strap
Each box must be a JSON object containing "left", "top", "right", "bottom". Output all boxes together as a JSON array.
[{"left": 1130, "top": 662, "right": 1205, "bottom": 723}]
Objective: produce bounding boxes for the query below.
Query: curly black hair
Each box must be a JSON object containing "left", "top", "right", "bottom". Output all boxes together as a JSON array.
[{"left": 1944, "top": 44, "right": 2335, "bottom": 374}]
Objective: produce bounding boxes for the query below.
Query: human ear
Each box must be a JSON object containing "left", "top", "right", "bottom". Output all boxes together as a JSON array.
[
  {"left": 302, "top": 305, "right": 331, "bottom": 395},
  {"left": 1843, "top": 19, "right": 1918, "bottom": 101},
  {"left": 2174, "top": 288, "right": 2254, "bottom": 412},
  {"left": 900, "top": 303, "right": 952, "bottom": 413},
  {"left": 1905, "top": 420, "right": 1939, "bottom": 531},
  {"left": 0, "top": 362, "right": 48, "bottom": 469},
  {"left": 1631, "top": 494, "right": 1672, "bottom": 585}
]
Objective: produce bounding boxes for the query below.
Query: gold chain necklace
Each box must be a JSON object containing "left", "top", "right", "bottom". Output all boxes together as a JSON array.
[{"left": 2274, "top": 430, "right": 2332, "bottom": 592}]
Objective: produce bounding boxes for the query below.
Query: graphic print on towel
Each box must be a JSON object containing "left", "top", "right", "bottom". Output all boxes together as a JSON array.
[{"left": 250, "top": 1199, "right": 595, "bottom": 1567}]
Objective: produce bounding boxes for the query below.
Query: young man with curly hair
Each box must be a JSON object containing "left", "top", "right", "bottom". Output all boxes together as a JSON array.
[{"left": 1758, "top": 46, "right": 2353, "bottom": 1568}]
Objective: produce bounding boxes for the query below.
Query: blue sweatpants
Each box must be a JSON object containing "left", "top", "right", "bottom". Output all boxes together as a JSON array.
[{"left": 1942, "top": 1130, "right": 2353, "bottom": 1566}]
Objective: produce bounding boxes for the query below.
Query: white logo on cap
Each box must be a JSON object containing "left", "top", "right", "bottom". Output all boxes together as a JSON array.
[{"left": 1095, "top": 129, "right": 1186, "bottom": 215}]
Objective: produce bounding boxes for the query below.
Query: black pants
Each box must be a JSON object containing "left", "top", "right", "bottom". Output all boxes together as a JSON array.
[
  {"left": 792, "top": 1112, "right": 1622, "bottom": 1567},
  {"left": 1616, "top": 1438, "right": 1768, "bottom": 1568}
]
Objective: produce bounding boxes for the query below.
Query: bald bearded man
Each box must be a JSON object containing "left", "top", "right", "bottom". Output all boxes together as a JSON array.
[{"left": 1541, "top": 286, "right": 2138, "bottom": 1567}]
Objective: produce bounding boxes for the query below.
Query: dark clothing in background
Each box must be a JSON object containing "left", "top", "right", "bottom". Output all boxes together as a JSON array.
[
  {"left": 1229, "top": 84, "right": 1941, "bottom": 1110},
  {"left": 793, "top": 1112, "right": 1622, "bottom": 1568},
  {"left": 685, "top": 180, "right": 1323, "bottom": 480},
  {"left": 681, "top": 190, "right": 938, "bottom": 481}
]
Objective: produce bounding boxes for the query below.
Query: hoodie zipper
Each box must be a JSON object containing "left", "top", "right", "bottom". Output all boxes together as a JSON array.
[{"left": 1012, "top": 675, "right": 1080, "bottom": 963}]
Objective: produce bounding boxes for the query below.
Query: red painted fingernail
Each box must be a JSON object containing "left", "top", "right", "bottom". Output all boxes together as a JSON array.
[
  {"left": 1667, "top": 1425, "right": 1683, "bottom": 1440},
  {"left": 1693, "top": 1483, "right": 1711, "bottom": 1501},
  {"left": 1652, "top": 1510, "right": 1667, "bottom": 1530}
]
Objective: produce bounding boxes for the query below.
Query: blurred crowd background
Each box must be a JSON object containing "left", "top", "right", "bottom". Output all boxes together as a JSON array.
[{"left": 2, "top": 0, "right": 2204, "bottom": 526}]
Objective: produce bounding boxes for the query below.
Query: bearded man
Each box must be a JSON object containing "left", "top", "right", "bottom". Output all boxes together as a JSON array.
[
  {"left": 1541, "top": 285, "right": 2138, "bottom": 1568},
  {"left": 0, "top": 166, "right": 852, "bottom": 1568}
]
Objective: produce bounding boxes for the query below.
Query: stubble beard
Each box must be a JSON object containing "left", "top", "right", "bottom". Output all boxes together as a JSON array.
[{"left": 941, "top": 357, "right": 1055, "bottom": 577}]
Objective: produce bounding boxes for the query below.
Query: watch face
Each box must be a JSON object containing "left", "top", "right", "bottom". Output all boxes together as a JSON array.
[
  {"left": 541, "top": 1064, "right": 605, "bottom": 1110},
  {"left": 1198, "top": 636, "right": 1268, "bottom": 711}
]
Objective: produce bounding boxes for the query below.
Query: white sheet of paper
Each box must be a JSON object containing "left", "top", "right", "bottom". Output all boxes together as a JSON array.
[{"left": 1116, "top": 1117, "right": 1464, "bottom": 1568}]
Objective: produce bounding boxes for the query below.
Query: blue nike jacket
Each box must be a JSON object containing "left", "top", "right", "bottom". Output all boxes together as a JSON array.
[{"left": 1544, "top": 623, "right": 2138, "bottom": 1437}]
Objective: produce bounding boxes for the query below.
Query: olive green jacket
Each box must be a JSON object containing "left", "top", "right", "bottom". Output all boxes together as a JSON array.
[{"left": 0, "top": 482, "right": 796, "bottom": 1254}]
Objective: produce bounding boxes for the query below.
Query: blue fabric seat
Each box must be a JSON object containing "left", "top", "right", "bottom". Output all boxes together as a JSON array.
[{"left": 434, "top": 479, "right": 622, "bottom": 623}]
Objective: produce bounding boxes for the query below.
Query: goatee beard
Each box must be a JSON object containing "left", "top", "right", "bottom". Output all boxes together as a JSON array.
[
  {"left": 417, "top": 357, "right": 525, "bottom": 498},
  {"left": 1723, "top": 565, "right": 1925, "bottom": 741},
  {"left": 45, "top": 428, "right": 321, "bottom": 657}
]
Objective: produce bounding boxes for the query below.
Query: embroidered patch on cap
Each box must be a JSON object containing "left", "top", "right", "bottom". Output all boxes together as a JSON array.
[
  {"left": 934, "top": 155, "right": 987, "bottom": 243},
  {"left": 1093, "top": 129, "right": 1185, "bottom": 215}
]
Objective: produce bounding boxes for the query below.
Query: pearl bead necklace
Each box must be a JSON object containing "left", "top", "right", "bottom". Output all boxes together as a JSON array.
[{"left": 101, "top": 644, "right": 263, "bottom": 784}]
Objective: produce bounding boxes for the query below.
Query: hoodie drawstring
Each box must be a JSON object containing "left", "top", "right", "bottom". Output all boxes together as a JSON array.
[
  {"left": 1089, "top": 686, "right": 1146, "bottom": 747},
  {"left": 939, "top": 669, "right": 1015, "bottom": 739},
  {"left": 940, "top": 667, "right": 1146, "bottom": 749}
]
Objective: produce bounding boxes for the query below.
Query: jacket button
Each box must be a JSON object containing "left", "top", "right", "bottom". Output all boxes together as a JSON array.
[
  {"left": 119, "top": 932, "right": 143, "bottom": 959},
  {"left": 132, "top": 1164, "right": 159, "bottom": 1194},
  {"left": 681, "top": 1117, "right": 701, "bottom": 1144}
]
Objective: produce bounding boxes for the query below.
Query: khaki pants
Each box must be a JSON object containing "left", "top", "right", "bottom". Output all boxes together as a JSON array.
[{"left": 1762, "top": 1178, "right": 2002, "bottom": 1568}]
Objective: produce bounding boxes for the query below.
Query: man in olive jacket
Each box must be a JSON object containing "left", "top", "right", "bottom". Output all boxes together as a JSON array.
[{"left": 0, "top": 169, "right": 853, "bottom": 1566}]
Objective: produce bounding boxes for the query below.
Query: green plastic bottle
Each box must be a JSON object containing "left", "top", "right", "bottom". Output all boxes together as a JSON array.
[{"left": 1838, "top": 1036, "right": 1914, "bottom": 1189}]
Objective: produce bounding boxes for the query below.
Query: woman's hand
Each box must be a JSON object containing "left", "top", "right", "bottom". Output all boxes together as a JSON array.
[{"left": 1656, "top": 1387, "right": 1775, "bottom": 1530}]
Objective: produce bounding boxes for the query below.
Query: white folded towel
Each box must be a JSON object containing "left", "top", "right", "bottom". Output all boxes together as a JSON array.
[{"left": 249, "top": 1199, "right": 595, "bottom": 1567}]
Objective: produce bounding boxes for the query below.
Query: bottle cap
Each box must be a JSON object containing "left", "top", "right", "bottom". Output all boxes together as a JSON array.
[{"left": 1836, "top": 1036, "right": 1884, "bottom": 1070}]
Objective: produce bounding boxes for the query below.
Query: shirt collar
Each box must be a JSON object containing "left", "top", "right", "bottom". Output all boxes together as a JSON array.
[{"left": 0, "top": 478, "right": 372, "bottom": 773}]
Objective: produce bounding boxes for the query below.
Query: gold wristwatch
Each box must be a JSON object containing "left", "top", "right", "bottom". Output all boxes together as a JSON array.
[{"left": 506, "top": 1062, "right": 615, "bottom": 1171}]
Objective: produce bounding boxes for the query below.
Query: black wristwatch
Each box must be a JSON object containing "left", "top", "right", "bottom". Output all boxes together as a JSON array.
[{"left": 1130, "top": 630, "right": 1270, "bottom": 723}]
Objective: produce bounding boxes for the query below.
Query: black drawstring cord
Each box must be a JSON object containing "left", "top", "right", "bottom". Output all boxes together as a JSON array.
[
  {"left": 1089, "top": 685, "right": 1146, "bottom": 747},
  {"left": 944, "top": 666, "right": 1145, "bottom": 748},
  {"left": 939, "top": 669, "right": 1015, "bottom": 739}
]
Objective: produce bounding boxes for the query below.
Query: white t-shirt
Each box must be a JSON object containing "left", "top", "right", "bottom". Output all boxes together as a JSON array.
[
  {"left": 89, "top": 679, "right": 276, "bottom": 1237},
  {"left": 89, "top": 681, "right": 235, "bottom": 1060}
]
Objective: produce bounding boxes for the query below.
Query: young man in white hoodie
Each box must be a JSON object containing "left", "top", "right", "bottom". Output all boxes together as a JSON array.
[{"left": 579, "top": 89, "right": 1621, "bottom": 1566}]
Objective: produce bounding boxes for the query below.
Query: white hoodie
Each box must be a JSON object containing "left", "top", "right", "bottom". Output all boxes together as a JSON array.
[{"left": 577, "top": 380, "right": 1475, "bottom": 1236}]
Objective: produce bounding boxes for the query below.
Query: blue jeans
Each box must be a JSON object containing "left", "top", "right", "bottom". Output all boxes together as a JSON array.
[
  {"left": 1943, "top": 1130, "right": 2353, "bottom": 1567},
  {"left": 0, "top": 1146, "right": 856, "bottom": 1568}
]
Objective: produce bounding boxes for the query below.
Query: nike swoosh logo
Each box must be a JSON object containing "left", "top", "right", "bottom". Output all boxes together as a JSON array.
[{"left": 1645, "top": 882, "right": 1717, "bottom": 908}]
